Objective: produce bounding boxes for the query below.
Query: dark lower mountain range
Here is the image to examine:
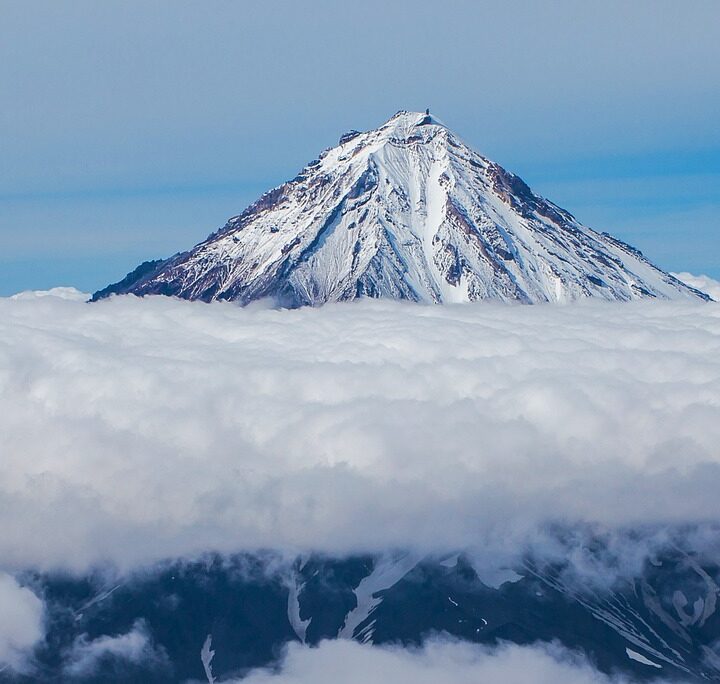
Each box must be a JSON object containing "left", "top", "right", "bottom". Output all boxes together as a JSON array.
[{"left": 9, "top": 547, "right": 720, "bottom": 682}]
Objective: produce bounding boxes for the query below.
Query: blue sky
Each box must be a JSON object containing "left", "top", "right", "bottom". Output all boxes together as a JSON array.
[{"left": 1, "top": 0, "right": 719, "bottom": 294}]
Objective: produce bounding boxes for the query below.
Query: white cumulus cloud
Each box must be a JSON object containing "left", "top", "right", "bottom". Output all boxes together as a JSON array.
[
  {"left": 673, "top": 272, "right": 720, "bottom": 302},
  {"left": 63, "top": 620, "right": 168, "bottom": 678},
  {"left": 9, "top": 287, "right": 89, "bottom": 302}
]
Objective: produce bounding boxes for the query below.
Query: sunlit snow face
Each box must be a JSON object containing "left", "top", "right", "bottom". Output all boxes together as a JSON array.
[{"left": 1, "top": 292, "right": 719, "bottom": 575}]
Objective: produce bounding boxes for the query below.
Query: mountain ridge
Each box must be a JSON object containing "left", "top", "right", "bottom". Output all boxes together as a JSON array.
[{"left": 93, "top": 111, "right": 708, "bottom": 305}]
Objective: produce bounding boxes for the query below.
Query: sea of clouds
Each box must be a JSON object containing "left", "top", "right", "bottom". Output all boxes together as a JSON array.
[{"left": 2, "top": 288, "right": 720, "bottom": 678}]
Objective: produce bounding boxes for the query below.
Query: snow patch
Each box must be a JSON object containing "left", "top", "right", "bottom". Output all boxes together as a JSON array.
[
  {"left": 201, "top": 634, "right": 215, "bottom": 684},
  {"left": 287, "top": 575, "right": 311, "bottom": 643},
  {"left": 339, "top": 554, "right": 420, "bottom": 640},
  {"left": 625, "top": 647, "right": 662, "bottom": 668}
]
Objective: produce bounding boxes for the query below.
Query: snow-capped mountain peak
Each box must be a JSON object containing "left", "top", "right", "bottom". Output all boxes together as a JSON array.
[{"left": 93, "top": 111, "right": 708, "bottom": 305}]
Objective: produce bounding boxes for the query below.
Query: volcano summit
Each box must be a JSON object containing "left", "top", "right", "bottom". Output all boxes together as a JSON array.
[{"left": 94, "top": 111, "right": 707, "bottom": 305}]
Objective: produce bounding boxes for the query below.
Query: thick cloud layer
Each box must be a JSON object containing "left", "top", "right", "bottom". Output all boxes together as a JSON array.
[
  {"left": 232, "top": 639, "right": 679, "bottom": 684},
  {"left": 1, "top": 293, "right": 720, "bottom": 572}
]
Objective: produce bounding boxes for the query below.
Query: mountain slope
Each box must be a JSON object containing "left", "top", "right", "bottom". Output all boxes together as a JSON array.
[
  {"left": 16, "top": 550, "right": 720, "bottom": 682},
  {"left": 94, "top": 111, "right": 708, "bottom": 305}
]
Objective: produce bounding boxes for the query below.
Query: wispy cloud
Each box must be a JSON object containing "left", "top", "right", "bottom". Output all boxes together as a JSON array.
[{"left": 62, "top": 620, "right": 168, "bottom": 679}]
